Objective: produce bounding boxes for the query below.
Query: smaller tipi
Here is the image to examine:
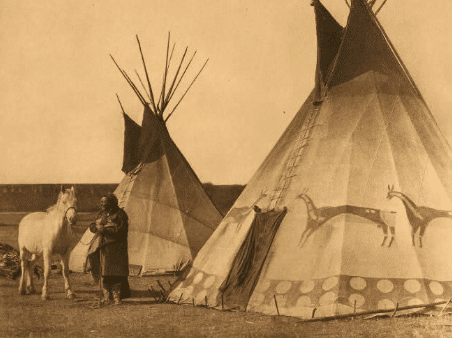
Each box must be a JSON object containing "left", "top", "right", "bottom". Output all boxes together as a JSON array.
[{"left": 70, "top": 35, "right": 222, "bottom": 275}]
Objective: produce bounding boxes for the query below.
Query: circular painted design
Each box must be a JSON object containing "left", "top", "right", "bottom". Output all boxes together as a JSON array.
[
  {"left": 350, "top": 277, "right": 367, "bottom": 291},
  {"left": 319, "top": 292, "right": 338, "bottom": 306},
  {"left": 276, "top": 281, "right": 292, "bottom": 294},
  {"left": 404, "top": 280, "right": 421, "bottom": 294},
  {"left": 195, "top": 289, "right": 208, "bottom": 304},
  {"left": 323, "top": 277, "right": 339, "bottom": 291},
  {"left": 349, "top": 294, "right": 365, "bottom": 307},
  {"left": 251, "top": 293, "right": 265, "bottom": 306},
  {"left": 192, "top": 272, "right": 204, "bottom": 285},
  {"left": 429, "top": 281, "right": 444, "bottom": 295},
  {"left": 377, "top": 280, "right": 394, "bottom": 293},
  {"left": 256, "top": 281, "right": 271, "bottom": 293},
  {"left": 296, "top": 296, "right": 312, "bottom": 307},
  {"left": 377, "top": 299, "right": 395, "bottom": 310},
  {"left": 300, "top": 280, "right": 315, "bottom": 294},
  {"left": 407, "top": 298, "right": 424, "bottom": 306},
  {"left": 204, "top": 275, "right": 216, "bottom": 288}
]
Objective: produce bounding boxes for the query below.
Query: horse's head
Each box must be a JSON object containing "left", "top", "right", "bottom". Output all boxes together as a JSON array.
[
  {"left": 387, "top": 184, "right": 395, "bottom": 200},
  {"left": 296, "top": 187, "right": 309, "bottom": 201},
  {"left": 57, "top": 186, "right": 78, "bottom": 225}
]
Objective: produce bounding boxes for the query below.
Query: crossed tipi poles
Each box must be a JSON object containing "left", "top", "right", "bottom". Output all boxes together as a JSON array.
[{"left": 111, "top": 33, "right": 208, "bottom": 125}]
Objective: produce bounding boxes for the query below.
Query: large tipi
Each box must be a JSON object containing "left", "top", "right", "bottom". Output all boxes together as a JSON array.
[
  {"left": 70, "top": 36, "right": 222, "bottom": 275},
  {"left": 168, "top": 0, "right": 452, "bottom": 319}
]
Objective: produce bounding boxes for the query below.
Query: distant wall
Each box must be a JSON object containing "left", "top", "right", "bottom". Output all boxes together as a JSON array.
[
  {"left": 0, "top": 183, "right": 245, "bottom": 214},
  {"left": 0, "top": 184, "right": 117, "bottom": 212}
]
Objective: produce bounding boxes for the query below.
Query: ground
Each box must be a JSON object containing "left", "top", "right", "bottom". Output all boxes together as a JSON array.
[{"left": 2, "top": 213, "right": 452, "bottom": 337}]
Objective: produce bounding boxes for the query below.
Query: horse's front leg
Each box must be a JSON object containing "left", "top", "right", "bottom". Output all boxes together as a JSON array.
[
  {"left": 60, "top": 253, "right": 75, "bottom": 299},
  {"left": 387, "top": 226, "right": 395, "bottom": 248},
  {"left": 41, "top": 251, "right": 52, "bottom": 300},
  {"left": 380, "top": 223, "right": 388, "bottom": 247}
]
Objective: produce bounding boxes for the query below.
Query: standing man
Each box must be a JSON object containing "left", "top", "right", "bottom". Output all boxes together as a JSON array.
[{"left": 86, "top": 194, "right": 130, "bottom": 305}]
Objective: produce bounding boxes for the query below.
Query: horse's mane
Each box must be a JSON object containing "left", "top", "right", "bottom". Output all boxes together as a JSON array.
[
  {"left": 45, "top": 190, "right": 70, "bottom": 213},
  {"left": 46, "top": 204, "right": 57, "bottom": 213}
]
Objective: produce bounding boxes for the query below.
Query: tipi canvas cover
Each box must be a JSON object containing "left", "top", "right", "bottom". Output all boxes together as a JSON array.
[
  {"left": 115, "top": 106, "right": 222, "bottom": 274},
  {"left": 70, "top": 37, "right": 222, "bottom": 275},
  {"left": 168, "top": 0, "right": 452, "bottom": 319}
]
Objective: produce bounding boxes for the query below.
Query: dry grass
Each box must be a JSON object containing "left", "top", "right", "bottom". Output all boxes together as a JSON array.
[{"left": 2, "top": 213, "right": 452, "bottom": 337}]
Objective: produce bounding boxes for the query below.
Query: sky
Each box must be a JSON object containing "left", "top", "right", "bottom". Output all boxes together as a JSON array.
[{"left": 1, "top": 0, "right": 452, "bottom": 185}]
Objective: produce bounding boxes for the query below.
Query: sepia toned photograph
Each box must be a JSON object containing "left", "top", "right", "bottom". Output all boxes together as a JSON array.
[{"left": 1, "top": 0, "right": 452, "bottom": 337}]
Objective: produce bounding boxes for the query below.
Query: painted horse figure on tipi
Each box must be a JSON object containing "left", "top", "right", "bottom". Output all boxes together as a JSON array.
[
  {"left": 297, "top": 189, "right": 396, "bottom": 248},
  {"left": 387, "top": 185, "right": 452, "bottom": 248},
  {"left": 18, "top": 186, "right": 78, "bottom": 300}
]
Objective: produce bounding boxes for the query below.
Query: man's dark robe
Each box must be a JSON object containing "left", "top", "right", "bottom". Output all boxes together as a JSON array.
[{"left": 86, "top": 207, "right": 130, "bottom": 298}]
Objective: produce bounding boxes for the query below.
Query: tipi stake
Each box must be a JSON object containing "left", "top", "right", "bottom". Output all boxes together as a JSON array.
[
  {"left": 177, "top": 293, "right": 183, "bottom": 304},
  {"left": 439, "top": 298, "right": 452, "bottom": 316},
  {"left": 274, "top": 295, "right": 280, "bottom": 316},
  {"left": 391, "top": 302, "right": 399, "bottom": 317},
  {"left": 311, "top": 308, "right": 317, "bottom": 319}
]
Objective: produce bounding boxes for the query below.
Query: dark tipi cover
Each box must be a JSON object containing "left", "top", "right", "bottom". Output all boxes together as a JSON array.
[{"left": 169, "top": 0, "right": 452, "bottom": 318}]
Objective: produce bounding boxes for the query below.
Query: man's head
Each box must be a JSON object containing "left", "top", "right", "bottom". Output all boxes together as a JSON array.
[{"left": 100, "top": 194, "right": 119, "bottom": 212}]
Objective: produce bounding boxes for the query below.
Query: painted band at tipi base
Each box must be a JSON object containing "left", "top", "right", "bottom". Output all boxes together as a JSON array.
[{"left": 168, "top": 0, "right": 452, "bottom": 319}]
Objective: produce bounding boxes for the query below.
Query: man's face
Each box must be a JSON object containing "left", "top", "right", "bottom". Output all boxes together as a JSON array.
[{"left": 100, "top": 197, "right": 109, "bottom": 211}]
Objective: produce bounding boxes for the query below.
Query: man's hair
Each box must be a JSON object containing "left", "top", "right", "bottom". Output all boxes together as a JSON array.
[{"left": 102, "top": 194, "right": 119, "bottom": 210}]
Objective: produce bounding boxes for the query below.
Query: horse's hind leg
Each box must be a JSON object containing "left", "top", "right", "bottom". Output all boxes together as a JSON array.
[
  {"left": 18, "top": 247, "right": 28, "bottom": 295},
  {"left": 41, "top": 251, "right": 51, "bottom": 300},
  {"left": 27, "top": 254, "right": 37, "bottom": 294},
  {"left": 60, "top": 253, "right": 75, "bottom": 299}
]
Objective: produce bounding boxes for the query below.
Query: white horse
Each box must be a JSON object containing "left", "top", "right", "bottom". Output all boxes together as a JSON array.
[{"left": 18, "top": 186, "right": 78, "bottom": 300}]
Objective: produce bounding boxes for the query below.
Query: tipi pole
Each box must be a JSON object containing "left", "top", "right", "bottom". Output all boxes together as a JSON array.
[
  {"left": 136, "top": 35, "right": 158, "bottom": 114},
  {"left": 297, "top": 300, "right": 449, "bottom": 323},
  {"left": 116, "top": 94, "right": 126, "bottom": 115},
  {"left": 165, "top": 58, "right": 209, "bottom": 122},
  {"left": 166, "top": 50, "right": 197, "bottom": 105},
  {"left": 110, "top": 55, "right": 147, "bottom": 106},
  {"left": 157, "top": 42, "right": 176, "bottom": 111},
  {"left": 134, "top": 70, "right": 152, "bottom": 101},
  {"left": 161, "top": 47, "right": 189, "bottom": 112},
  {"left": 374, "top": 0, "right": 388, "bottom": 15},
  {"left": 158, "top": 32, "right": 171, "bottom": 116}
]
